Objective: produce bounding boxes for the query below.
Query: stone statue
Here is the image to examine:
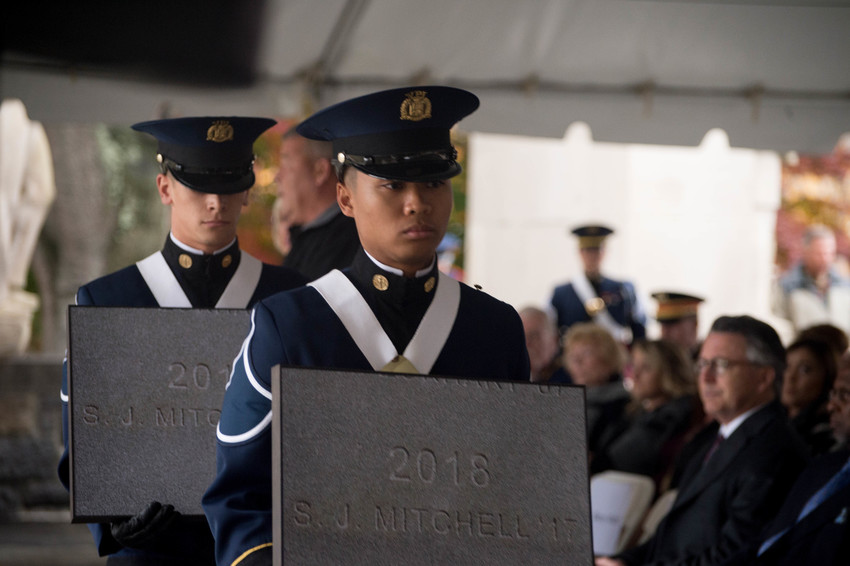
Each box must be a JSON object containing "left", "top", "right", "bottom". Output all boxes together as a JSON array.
[{"left": 0, "top": 98, "right": 56, "bottom": 356}]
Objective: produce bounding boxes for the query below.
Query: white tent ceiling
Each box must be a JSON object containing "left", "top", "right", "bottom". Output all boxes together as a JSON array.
[{"left": 2, "top": 0, "right": 850, "bottom": 153}]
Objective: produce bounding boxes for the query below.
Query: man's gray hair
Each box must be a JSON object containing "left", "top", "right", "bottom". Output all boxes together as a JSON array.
[
  {"left": 803, "top": 224, "right": 835, "bottom": 247},
  {"left": 282, "top": 126, "right": 333, "bottom": 160}
]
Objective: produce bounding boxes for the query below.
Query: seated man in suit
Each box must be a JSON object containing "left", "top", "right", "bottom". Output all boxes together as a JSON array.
[
  {"left": 596, "top": 315, "right": 809, "bottom": 566},
  {"left": 721, "top": 350, "right": 850, "bottom": 566}
]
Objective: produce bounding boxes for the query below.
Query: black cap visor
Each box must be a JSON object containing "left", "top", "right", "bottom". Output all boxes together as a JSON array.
[
  {"left": 352, "top": 158, "right": 461, "bottom": 182},
  {"left": 165, "top": 160, "right": 255, "bottom": 194}
]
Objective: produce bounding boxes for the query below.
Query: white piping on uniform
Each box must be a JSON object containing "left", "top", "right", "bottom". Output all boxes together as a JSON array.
[{"left": 216, "top": 410, "right": 272, "bottom": 444}]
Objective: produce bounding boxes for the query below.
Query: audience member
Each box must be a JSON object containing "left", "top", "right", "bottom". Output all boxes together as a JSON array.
[
  {"left": 276, "top": 127, "right": 360, "bottom": 280},
  {"left": 519, "top": 305, "right": 569, "bottom": 384},
  {"left": 563, "top": 322, "right": 630, "bottom": 455},
  {"left": 721, "top": 351, "right": 850, "bottom": 565},
  {"left": 591, "top": 339, "right": 702, "bottom": 494},
  {"left": 596, "top": 315, "right": 809, "bottom": 566},
  {"left": 782, "top": 337, "right": 837, "bottom": 456},
  {"left": 652, "top": 291, "right": 704, "bottom": 359},
  {"left": 436, "top": 232, "right": 465, "bottom": 281},
  {"left": 797, "top": 322, "right": 849, "bottom": 361},
  {"left": 550, "top": 225, "right": 646, "bottom": 345},
  {"left": 774, "top": 224, "right": 850, "bottom": 335},
  {"left": 829, "top": 353, "right": 850, "bottom": 452}
]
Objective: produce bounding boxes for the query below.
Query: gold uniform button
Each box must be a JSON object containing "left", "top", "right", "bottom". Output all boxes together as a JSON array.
[
  {"left": 424, "top": 276, "right": 435, "bottom": 293},
  {"left": 221, "top": 254, "right": 232, "bottom": 268},
  {"left": 372, "top": 274, "right": 389, "bottom": 291},
  {"left": 178, "top": 254, "right": 193, "bottom": 269}
]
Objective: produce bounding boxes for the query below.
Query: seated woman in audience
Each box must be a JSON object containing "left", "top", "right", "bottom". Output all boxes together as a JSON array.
[
  {"left": 797, "top": 323, "right": 848, "bottom": 360},
  {"left": 562, "top": 322, "right": 630, "bottom": 456},
  {"left": 590, "top": 339, "right": 702, "bottom": 493},
  {"left": 782, "top": 336, "right": 837, "bottom": 456}
]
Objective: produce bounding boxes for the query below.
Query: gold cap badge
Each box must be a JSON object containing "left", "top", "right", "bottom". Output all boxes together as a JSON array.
[
  {"left": 400, "top": 90, "right": 432, "bottom": 122},
  {"left": 178, "top": 254, "right": 193, "bottom": 269},
  {"left": 372, "top": 274, "right": 389, "bottom": 291},
  {"left": 207, "top": 120, "right": 234, "bottom": 143}
]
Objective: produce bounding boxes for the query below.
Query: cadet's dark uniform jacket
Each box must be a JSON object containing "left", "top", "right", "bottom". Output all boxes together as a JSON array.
[
  {"left": 203, "top": 251, "right": 530, "bottom": 566},
  {"left": 58, "top": 238, "right": 306, "bottom": 563},
  {"left": 550, "top": 275, "right": 646, "bottom": 342}
]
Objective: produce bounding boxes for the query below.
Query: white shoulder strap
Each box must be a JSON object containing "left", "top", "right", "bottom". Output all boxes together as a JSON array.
[
  {"left": 309, "top": 270, "right": 460, "bottom": 374},
  {"left": 216, "top": 253, "right": 262, "bottom": 308},
  {"left": 571, "top": 273, "right": 632, "bottom": 343},
  {"left": 136, "top": 252, "right": 191, "bottom": 308}
]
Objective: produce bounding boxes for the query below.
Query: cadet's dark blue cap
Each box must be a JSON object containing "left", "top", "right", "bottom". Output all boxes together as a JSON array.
[
  {"left": 296, "top": 86, "right": 479, "bottom": 182},
  {"left": 132, "top": 116, "right": 277, "bottom": 194},
  {"left": 571, "top": 225, "right": 614, "bottom": 248}
]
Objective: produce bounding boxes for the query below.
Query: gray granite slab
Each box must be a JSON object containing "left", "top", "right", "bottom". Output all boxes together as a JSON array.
[
  {"left": 272, "top": 367, "right": 592, "bottom": 565},
  {"left": 68, "top": 306, "right": 250, "bottom": 521}
]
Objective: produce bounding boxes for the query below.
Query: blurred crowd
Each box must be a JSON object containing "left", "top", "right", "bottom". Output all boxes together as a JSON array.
[{"left": 521, "top": 223, "right": 850, "bottom": 565}]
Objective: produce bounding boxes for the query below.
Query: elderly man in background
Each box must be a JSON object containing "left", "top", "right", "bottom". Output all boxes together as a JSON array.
[
  {"left": 276, "top": 127, "right": 360, "bottom": 281},
  {"left": 519, "top": 305, "right": 568, "bottom": 383},
  {"left": 597, "top": 315, "right": 809, "bottom": 566},
  {"left": 775, "top": 224, "right": 850, "bottom": 336}
]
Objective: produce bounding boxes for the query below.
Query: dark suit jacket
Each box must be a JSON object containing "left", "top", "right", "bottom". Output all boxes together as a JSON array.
[
  {"left": 283, "top": 207, "right": 360, "bottom": 281},
  {"left": 616, "top": 401, "right": 809, "bottom": 566},
  {"left": 722, "top": 449, "right": 850, "bottom": 566}
]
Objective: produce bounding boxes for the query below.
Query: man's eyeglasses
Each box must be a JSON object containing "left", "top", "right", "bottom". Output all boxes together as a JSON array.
[
  {"left": 829, "top": 388, "right": 850, "bottom": 404},
  {"left": 694, "top": 357, "right": 757, "bottom": 376}
]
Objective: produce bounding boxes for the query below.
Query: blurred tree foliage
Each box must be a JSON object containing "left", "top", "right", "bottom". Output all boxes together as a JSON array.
[{"left": 97, "top": 125, "right": 169, "bottom": 273}]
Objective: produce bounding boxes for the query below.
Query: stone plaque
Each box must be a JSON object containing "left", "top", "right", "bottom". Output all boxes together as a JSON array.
[
  {"left": 68, "top": 306, "right": 251, "bottom": 521},
  {"left": 272, "top": 367, "right": 592, "bottom": 565}
]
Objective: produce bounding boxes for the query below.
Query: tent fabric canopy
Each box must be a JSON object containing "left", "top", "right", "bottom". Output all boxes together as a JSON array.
[{"left": 3, "top": 0, "right": 850, "bottom": 153}]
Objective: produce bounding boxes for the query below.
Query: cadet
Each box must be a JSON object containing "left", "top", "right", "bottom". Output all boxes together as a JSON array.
[
  {"left": 202, "top": 86, "right": 531, "bottom": 566},
  {"left": 58, "top": 117, "right": 307, "bottom": 564},
  {"left": 549, "top": 225, "right": 646, "bottom": 345}
]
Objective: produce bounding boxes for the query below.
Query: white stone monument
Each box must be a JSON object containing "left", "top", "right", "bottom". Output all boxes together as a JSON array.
[{"left": 0, "top": 98, "right": 56, "bottom": 356}]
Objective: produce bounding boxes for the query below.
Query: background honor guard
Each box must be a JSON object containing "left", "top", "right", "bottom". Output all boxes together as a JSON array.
[
  {"left": 203, "top": 86, "right": 531, "bottom": 566},
  {"left": 549, "top": 225, "right": 646, "bottom": 345},
  {"left": 58, "top": 117, "right": 307, "bottom": 565},
  {"left": 653, "top": 291, "right": 705, "bottom": 359}
]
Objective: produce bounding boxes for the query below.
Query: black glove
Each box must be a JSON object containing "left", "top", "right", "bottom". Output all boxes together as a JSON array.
[{"left": 109, "top": 501, "right": 180, "bottom": 549}]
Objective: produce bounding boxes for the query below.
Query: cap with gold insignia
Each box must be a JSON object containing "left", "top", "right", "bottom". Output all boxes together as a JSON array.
[
  {"left": 132, "top": 116, "right": 277, "bottom": 194},
  {"left": 296, "top": 85, "right": 479, "bottom": 182},
  {"left": 652, "top": 291, "right": 704, "bottom": 322},
  {"left": 571, "top": 225, "right": 613, "bottom": 249}
]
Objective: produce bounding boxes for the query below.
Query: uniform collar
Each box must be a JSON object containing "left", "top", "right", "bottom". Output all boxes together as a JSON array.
[
  {"left": 349, "top": 248, "right": 438, "bottom": 304},
  {"left": 162, "top": 233, "right": 241, "bottom": 277}
]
